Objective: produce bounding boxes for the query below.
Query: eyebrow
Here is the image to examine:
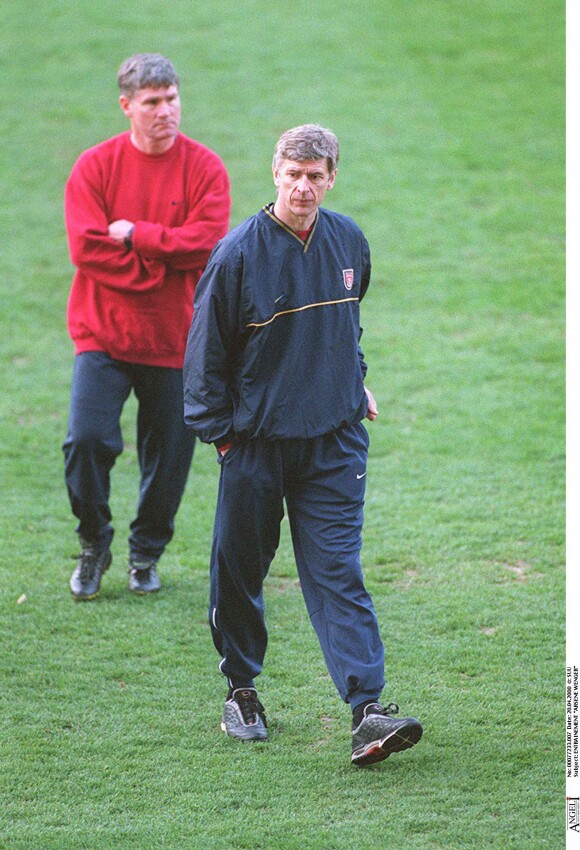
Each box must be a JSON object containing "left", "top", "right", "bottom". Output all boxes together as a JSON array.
[
  {"left": 144, "top": 93, "right": 177, "bottom": 103},
  {"left": 287, "top": 166, "right": 325, "bottom": 176}
]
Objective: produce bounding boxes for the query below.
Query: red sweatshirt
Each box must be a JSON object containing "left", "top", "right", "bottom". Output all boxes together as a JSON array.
[{"left": 64, "top": 131, "right": 231, "bottom": 367}]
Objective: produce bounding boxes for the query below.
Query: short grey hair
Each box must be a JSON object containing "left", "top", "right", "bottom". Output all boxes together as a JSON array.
[
  {"left": 117, "top": 53, "right": 179, "bottom": 99},
  {"left": 272, "top": 124, "right": 339, "bottom": 174}
]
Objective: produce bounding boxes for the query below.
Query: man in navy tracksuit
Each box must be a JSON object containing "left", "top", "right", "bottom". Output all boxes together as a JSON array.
[{"left": 183, "top": 124, "right": 422, "bottom": 766}]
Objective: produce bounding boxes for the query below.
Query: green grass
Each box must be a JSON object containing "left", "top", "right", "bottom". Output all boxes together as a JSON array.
[{"left": 0, "top": 1, "right": 564, "bottom": 848}]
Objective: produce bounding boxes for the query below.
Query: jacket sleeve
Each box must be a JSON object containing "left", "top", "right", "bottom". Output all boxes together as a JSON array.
[
  {"left": 358, "top": 234, "right": 371, "bottom": 378},
  {"left": 133, "top": 156, "right": 231, "bottom": 272},
  {"left": 183, "top": 250, "right": 241, "bottom": 443},
  {"left": 64, "top": 154, "right": 168, "bottom": 293}
]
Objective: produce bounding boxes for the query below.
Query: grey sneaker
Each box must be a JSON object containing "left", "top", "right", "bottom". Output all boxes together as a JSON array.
[
  {"left": 351, "top": 702, "right": 422, "bottom": 766},
  {"left": 70, "top": 541, "right": 112, "bottom": 600},
  {"left": 221, "top": 688, "right": 268, "bottom": 741},
  {"left": 128, "top": 554, "right": 161, "bottom": 594}
]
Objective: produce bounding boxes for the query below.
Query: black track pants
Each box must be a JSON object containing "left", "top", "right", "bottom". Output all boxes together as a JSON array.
[
  {"left": 63, "top": 351, "right": 195, "bottom": 557},
  {"left": 208, "top": 422, "right": 385, "bottom": 706}
]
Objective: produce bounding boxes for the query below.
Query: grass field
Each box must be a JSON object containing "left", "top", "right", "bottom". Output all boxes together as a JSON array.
[{"left": 0, "top": 1, "right": 565, "bottom": 848}]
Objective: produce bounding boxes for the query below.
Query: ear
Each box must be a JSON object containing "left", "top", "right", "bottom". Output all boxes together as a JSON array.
[
  {"left": 327, "top": 169, "right": 337, "bottom": 190},
  {"left": 119, "top": 95, "right": 132, "bottom": 119},
  {"left": 272, "top": 168, "right": 280, "bottom": 188}
]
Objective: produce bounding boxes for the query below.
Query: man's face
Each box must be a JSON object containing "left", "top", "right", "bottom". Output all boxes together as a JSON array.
[
  {"left": 119, "top": 85, "right": 181, "bottom": 153},
  {"left": 273, "top": 158, "right": 336, "bottom": 228}
]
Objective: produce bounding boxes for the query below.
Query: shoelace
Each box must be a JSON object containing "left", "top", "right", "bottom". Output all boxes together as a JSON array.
[
  {"left": 370, "top": 702, "right": 400, "bottom": 717},
  {"left": 78, "top": 549, "right": 98, "bottom": 580},
  {"left": 236, "top": 691, "right": 267, "bottom": 726}
]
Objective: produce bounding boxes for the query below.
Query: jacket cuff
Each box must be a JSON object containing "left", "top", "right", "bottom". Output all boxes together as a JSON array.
[{"left": 214, "top": 431, "right": 235, "bottom": 450}]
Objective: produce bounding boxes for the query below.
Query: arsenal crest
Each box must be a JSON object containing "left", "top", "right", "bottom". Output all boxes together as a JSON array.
[{"left": 342, "top": 268, "right": 354, "bottom": 290}]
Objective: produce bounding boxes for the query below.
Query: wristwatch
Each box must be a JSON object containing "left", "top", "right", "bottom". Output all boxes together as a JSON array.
[{"left": 124, "top": 226, "right": 134, "bottom": 250}]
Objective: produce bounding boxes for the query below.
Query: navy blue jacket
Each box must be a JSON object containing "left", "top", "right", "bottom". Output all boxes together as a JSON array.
[{"left": 183, "top": 204, "right": 371, "bottom": 443}]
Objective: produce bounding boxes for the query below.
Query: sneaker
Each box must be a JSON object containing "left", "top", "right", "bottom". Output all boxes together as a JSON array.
[
  {"left": 221, "top": 688, "right": 268, "bottom": 741},
  {"left": 128, "top": 554, "right": 161, "bottom": 594},
  {"left": 69, "top": 541, "right": 112, "bottom": 600},
  {"left": 351, "top": 702, "right": 422, "bottom": 766}
]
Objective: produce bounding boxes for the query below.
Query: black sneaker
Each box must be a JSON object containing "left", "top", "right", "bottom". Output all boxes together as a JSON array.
[
  {"left": 221, "top": 688, "right": 268, "bottom": 741},
  {"left": 351, "top": 702, "right": 422, "bottom": 766},
  {"left": 69, "top": 541, "right": 112, "bottom": 600},
  {"left": 128, "top": 555, "right": 161, "bottom": 594}
]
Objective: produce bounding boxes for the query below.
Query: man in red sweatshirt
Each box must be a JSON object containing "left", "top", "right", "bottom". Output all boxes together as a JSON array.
[{"left": 63, "top": 53, "right": 231, "bottom": 599}]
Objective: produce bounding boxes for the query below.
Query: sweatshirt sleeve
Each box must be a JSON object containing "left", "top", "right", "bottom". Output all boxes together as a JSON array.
[
  {"left": 183, "top": 250, "right": 241, "bottom": 443},
  {"left": 64, "top": 153, "right": 167, "bottom": 293},
  {"left": 133, "top": 154, "right": 231, "bottom": 272}
]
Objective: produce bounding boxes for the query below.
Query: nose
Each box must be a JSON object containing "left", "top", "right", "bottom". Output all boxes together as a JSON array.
[{"left": 296, "top": 175, "right": 311, "bottom": 193}]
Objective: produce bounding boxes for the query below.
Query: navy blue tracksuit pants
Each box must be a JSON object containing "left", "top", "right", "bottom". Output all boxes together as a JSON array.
[
  {"left": 209, "top": 421, "right": 385, "bottom": 708},
  {"left": 63, "top": 351, "right": 195, "bottom": 558}
]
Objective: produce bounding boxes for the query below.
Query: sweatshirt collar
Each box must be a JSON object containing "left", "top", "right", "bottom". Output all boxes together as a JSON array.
[{"left": 262, "top": 203, "right": 318, "bottom": 252}]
